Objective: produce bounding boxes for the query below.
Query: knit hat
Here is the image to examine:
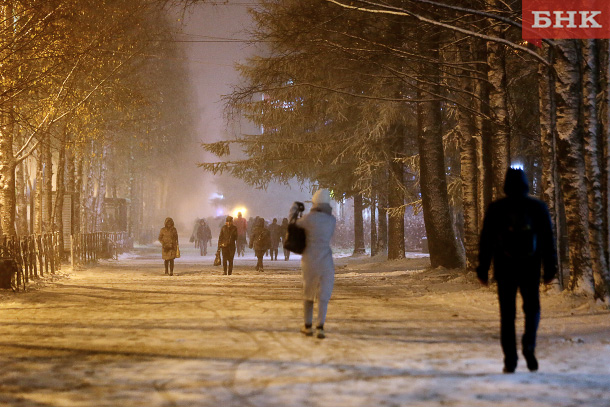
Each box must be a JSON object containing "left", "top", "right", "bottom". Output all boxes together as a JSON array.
[
  {"left": 226, "top": 216, "right": 233, "bottom": 223},
  {"left": 312, "top": 189, "right": 331, "bottom": 205},
  {"left": 503, "top": 168, "right": 529, "bottom": 197}
]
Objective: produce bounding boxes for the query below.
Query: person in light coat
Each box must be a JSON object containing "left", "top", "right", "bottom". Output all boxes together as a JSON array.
[
  {"left": 296, "top": 189, "right": 336, "bottom": 339},
  {"left": 158, "top": 217, "right": 179, "bottom": 276}
]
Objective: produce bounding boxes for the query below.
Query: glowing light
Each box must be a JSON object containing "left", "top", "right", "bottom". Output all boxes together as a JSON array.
[
  {"left": 510, "top": 163, "right": 524, "bottom": 170},
  {"left": 232, "top": 207, "right": 247, "bottom": 218}
]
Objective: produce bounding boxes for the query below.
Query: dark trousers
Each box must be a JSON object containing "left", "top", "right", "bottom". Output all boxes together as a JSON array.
[
  {"left": 271, "top": 247, "right": 278, "bottom": 260},
  {"left": 255, "top": 249, "right": 265, "bottom": 270},
  {"left": 497, "top": 278, "right": 541, "bottom": 366},
  {"left": 221, "top": 246, "right": 236, "bottom": 275},
  {"left": 198, "top": 240, "right": 207, "bottom": 256},
  {"left": 237, "top": 236, "right": 246, "bottom": 256},
  {"left": 164, "top": 259, "right": 174, "bottom": 274}
]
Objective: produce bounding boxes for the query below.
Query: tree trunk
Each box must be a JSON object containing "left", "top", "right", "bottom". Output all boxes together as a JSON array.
[
  {"left": 94, "top": 144, "right": 108, "bottom": 231},
  {"left": 74, "top": 152, "right": 83, "bottom": 235},
  {"left": 43, "top": 137, "right": 53, "bottom": 232},
  {"left": 66, "top": 141, "right": 75, "bottom": 237},
  {"left": 457, "top": 42, "right": 480, "bottom": 271},
  {"left": 370, "top": 196, "right": 378, "bottom": 257},
  {"left": 352, "top": 194, "right": 365, "bottom": 255},
  {"left": 54, "top": 129, "right": 67, "bottom": 257},
  {"left": 83, "top": 146, "right": 96, "bottom": 233},
  {"left": 603, "top": 39, "right": 610, "bottom": 269},
  {"left": 487, "top": 12, "right": 511, "bottom": 199},
  {"left": 539, "top": 46, "right": 565, "bottom": 288},
  {"left": 377, "top": 187, "right": 388, "bottom": 254},
  {"left": 35, "top": 146, "right": 43, "bottom": 234},
  {"left": 387, "top": 130, "right": 405, "bottom": 260},
  {"left": 554, "top": 40, "right": 595, "bottom": 294},
  {"left": 0, "top": 120, "right": 16, "bottom": 236},
  {"left": 582, "top": 39, "right": 610, "bottom": 298},
  {"left": 15, "top": 158, "right": 28, "bottom": 235},
  {"left": 417, "top": 33, "right": 464, "bottom": 269}
]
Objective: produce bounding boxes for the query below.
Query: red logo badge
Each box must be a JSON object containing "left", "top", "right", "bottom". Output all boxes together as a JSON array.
[{"left": 523, "top": 0, "right": 610, "bottom": 43}]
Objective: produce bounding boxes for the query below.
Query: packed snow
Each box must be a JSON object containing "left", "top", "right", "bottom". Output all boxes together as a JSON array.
[{"left": 0, "top": 243, "right": 608, "bottom": 407}]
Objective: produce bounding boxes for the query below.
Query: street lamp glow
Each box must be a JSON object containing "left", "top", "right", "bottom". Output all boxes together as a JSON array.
[{"left": 232, "top": 207, "right": 247, "bottom": 218}]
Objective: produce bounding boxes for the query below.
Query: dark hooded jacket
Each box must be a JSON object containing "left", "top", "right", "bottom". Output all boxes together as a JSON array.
[
  {"left": 250, "top": 218, "right": 271, "bottom": 251},
  {"left": 476, "top": 169, "right": 557, "bottom": 283}
]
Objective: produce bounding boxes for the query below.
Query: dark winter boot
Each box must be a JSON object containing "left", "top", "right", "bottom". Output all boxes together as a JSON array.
[
  {"left": 316, "top": 325, "right": 325, "bottom": 339},
  {"left": 503, "top": 358, "right": 517, "bottom": 374},
  {"left": 523, "top": 348, "right": 538, "bottom": 372}
]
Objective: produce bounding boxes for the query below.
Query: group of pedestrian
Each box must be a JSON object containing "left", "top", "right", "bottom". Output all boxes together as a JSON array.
[{"left": 157, "top": 168, "right": 558, "bottom": 368}]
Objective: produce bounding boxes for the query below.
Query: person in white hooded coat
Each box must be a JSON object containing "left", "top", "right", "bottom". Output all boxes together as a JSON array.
[{"left": 296, "top": 189, "right": 336, "bottom": 339}]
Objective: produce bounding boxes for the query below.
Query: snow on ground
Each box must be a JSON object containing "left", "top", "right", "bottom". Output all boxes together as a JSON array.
[{"left": 0, "top": 244, "right": 608, "bottom": 407}]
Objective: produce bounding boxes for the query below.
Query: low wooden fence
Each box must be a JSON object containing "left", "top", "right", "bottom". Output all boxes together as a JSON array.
[
  {"left": 70, "top": 231, "right": 131, "bottom": 266},
  {"left": 1, "top": 231, "right": 131, "bottom": 292},
  {"left": 1, "top": 232, "right": 62, "bottom": 292}
]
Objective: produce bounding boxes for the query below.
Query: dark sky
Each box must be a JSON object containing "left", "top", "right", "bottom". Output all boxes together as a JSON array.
[{"left": 169, "top": 1, "right": 311, "bottom": 227}]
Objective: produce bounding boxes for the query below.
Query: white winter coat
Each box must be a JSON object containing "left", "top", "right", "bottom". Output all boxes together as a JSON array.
[{"left": 296, "top": 204, "right": 336, "bottom": 302}]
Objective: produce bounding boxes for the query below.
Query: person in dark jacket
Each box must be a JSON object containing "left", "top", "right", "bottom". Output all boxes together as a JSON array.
[
  {"left": 234, "top": 212, "right": 248, "bottom": 257},
  {"left": 280, "top": 217, "right": 290, "bottom": 261},
  {"left": 158, "top": 217, "right": 179, "bottom": 276},
  {"left": 196, "top": 219, "right": 211, "bottom": 256},
  {"left": 268, "top": 218, "right": 281, "bottom": 261},
  {"left": 218, "top": 216, "right": 238, "bottom": 275},
  {"left": 477, "top": 168, "right": 557, "bottom": 373},
  {"left": 249, "top": 217, "right": 271, "bottom": 271}
]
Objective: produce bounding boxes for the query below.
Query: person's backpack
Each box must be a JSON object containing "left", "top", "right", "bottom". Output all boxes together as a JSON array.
[{"left": 500, "top": 208, "right": 537, "bottom": 259}]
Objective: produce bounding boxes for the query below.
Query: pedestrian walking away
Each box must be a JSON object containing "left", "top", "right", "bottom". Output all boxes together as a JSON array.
[
  {"left": 295, "top": 189, "right": 336, "bottom": 339},
  {"left": 158, "top": 217, "right": 179, "bottom": 276},
  {"left": 234, "top": 212, "right": 248, "bottom": 257},
  {"left": 268, "top": 218, "right": 281, "bottom": 260},
  {"left": 280, "top": 217, "right": 290, "bottom": 260},
  {"left": 249, "top": 217, "right": 271, "bottom": 272},
  {"left": 218, "top": 216, "right": 238, "bottom": 275},
  {"left": 477, "top": 167, "right": 557, "bottom": 374},
  {"left": 196, "top": 219, "right": 211, "bottom": 256}
]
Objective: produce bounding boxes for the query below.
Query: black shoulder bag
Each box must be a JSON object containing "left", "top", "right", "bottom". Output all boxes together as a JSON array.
[{"left": 283, "top": 202, "right": 306, "bottom": 254}]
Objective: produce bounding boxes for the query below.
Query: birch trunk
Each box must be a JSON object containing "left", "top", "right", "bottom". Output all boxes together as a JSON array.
[
  {"left": 66, "top": 142, "right": 75, "bottom": 237},
  {"left": 352, "top": 194, "right": 365, "bottom": 255},
  {"left": 539, "top": 47, "right": 564, "bottom": 287},
  {"left": 370, "top": 197, "right": 378, "bottom": 257},
  {"left": 74, "top": 157, "right": 83, "bottom": 234},
  {"left": 0, "top": 120, "right": 16, "bottom": 236},
  {"left": 582, "top": 39, "right": 610, "bottom": 298},
  {"left": 377, "top": 187, "right": 388, "bottom": 254},
  {"left": 43, "top": 137, "right": 53, "bottom": 232},
  {"left": 83, "top": 146, "right": 96, "bottom": 233},
  {"left": 475, "top": 47, "right": 494, "bottom": 229},
  {"left": 487, "top": 23, "right": 511, "bottom": 199},
  {"left": 54, "top": 133, "right": 66, "bottom": 256},
  {"left": 94, "top": 144, "right": 108, "bottom": 231},
  {"left": 554, "top": 40, "right": 595, "bottom": 294},
  {"left": 35, "top": 147, "right": 43, "bottom": 234},
  {"left": 15, "top": 158, "right": 28, "bottom": 235},
  {"left": 456, "top": 44, "right": 480, "bottom": 271}
]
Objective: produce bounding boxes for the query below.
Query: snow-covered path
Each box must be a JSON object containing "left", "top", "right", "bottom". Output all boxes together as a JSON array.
[{"left": 0, "top": 245, "right": 608, "bottom": 406}]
